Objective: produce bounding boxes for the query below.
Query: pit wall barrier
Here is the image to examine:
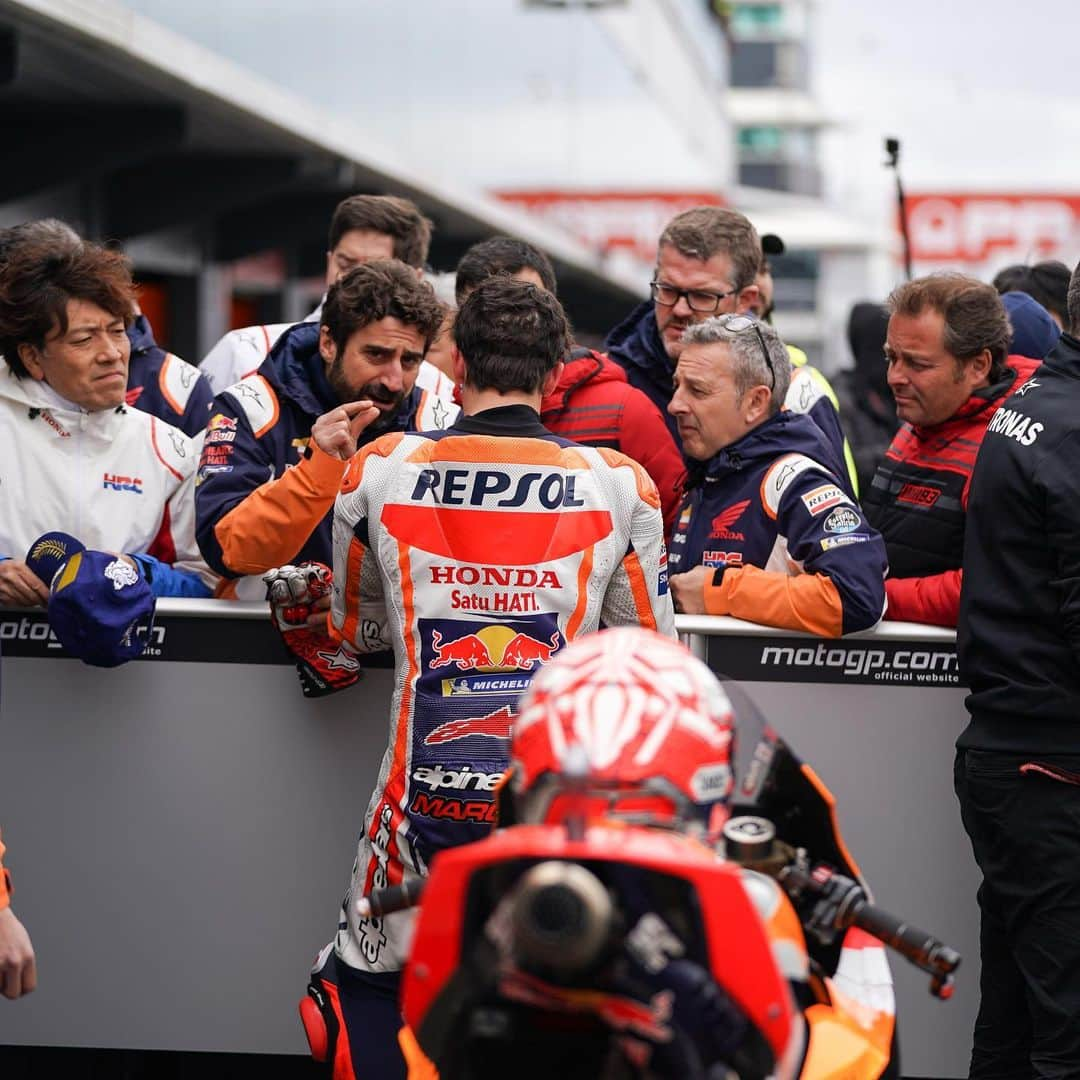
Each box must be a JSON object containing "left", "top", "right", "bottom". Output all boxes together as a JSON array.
[{"left": 0, "top": 601, "right": 977, "bottom": 1078}]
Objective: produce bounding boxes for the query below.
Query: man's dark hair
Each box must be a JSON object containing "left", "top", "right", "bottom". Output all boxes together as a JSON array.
[
  {"left": 993, "top": 261, "right": 1070, "bottom": 326},
  {"left": 454, "top": 236, "right": 557, "bottom": 305},
  {"left": 888, "top": 273, "right": 1012, "bottom": 382},
  {"left": 0, "top": 239, "right": 136, "bottom": 377},
  {"left": 320, "top": 259, "right": 443, "bottom": 356},
  {"left": 1067, "top": 260, "right": 1080, "bottom": 336},
  {"left": 453, "top": 277, "right": 570, "bottom": 395},
  {"left": 658, "top": 207, "right": 761, "bottom": 292},
  {"left": 327, "top": 195, "right": 433, "bottom": 269}
]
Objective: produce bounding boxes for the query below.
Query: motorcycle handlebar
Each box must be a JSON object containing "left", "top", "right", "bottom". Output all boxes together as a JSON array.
[
  {"left": 780, "top": 864, "right": 961, "bottom": 999},
  {"left": 357, "top": 879, "right": 427, "bottom": 919},
  {"left": 363, "top": 835, "right": 962, "bottom": 997},
  {"left": 846, "top": 896, "right": 961, "bottom": 998}
]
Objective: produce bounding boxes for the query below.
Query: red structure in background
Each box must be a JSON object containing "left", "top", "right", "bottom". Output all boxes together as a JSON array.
[{"left": 905, "top": 193, "right": 1080, "bottom": 271}]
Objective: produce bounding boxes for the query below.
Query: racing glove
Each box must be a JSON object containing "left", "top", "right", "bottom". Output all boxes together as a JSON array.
[{"left": 264, "top": 563, "right": 361, "bottom": 698}]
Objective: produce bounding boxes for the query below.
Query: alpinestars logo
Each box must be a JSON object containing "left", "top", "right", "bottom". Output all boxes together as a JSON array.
[
  {"left": 316, "top": 646, "right": 360, "bottom": 673},
  {"left": 357, "top": 804, "right": 394, "bottom": 964},
  {"left": 710, "top": 500, "right": 749, "bottom": 540}
]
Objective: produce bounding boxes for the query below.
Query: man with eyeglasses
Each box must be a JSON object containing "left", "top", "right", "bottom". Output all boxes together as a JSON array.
[
  {"left": 605, "top": 206, "right": 857, "bottom": 494},
  {"left": 666, "top": 315, "right": 887, "bottom": 637}
]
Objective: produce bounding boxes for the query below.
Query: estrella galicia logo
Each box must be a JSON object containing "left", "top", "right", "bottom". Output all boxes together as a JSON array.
[{"left": 823, "top": 507, "right": 860, "bottom": 534}]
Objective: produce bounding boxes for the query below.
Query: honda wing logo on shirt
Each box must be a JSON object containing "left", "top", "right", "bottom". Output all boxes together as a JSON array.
[{"left": 710, "top": 500, "right": 749, "bottom": 540}]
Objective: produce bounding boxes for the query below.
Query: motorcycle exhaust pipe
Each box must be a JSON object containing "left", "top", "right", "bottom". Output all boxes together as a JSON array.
[{"left": 510, "top": 861, "right": 614, "bottom": 977}]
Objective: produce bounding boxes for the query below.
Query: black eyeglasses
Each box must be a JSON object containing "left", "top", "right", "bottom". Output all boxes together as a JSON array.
[
  {"left": 650, "top": 279, "right": 738, "bottom": 314},
  {"left": 718, "top": 314, "right": 775, "bottom": 390}
]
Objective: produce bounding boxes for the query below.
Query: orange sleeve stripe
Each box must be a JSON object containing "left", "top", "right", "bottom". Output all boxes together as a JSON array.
[
  {"left": 704, "top": 564, "right": 844, "bottom": 637},
  {"left": 565, "top": 546, "right": 594, "bottom": 641},
  {"left": 391, "top": 541, "right": 418, "bottom": 778},
  {"left": 214, "top": 444, "right": 345, "bottom": 574},
  {"left": 157, "top": 354, "right": 183, "bottom": 416},
  {"left": 337, "top": 535, "right": 367, "bottom": 645},
  {"left": 622, "top": 549, "right": 658, "bottom": 631},
  {"left": 150, "top": 418, "right": 184, "bottom": 482},
  {"left": 758, "top": 454, "right": 800, "bottom": 522},
  {"left": 595, "top": 447, "right": 661, "bottom": 510},
  {"left": 250, "top": 377, "right": 280, "bottom": 439}
]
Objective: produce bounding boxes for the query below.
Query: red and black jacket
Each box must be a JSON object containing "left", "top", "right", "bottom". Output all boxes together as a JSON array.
[
  {"left": 864, "top": 355, "right": 1040, "bottom": 626},
  {"left": 541, "top": 348, "right": 685, "bottom": 537}
]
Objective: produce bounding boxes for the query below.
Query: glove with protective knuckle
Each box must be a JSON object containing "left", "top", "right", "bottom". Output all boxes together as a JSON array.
[{"left": 264, "top": 562, "right": 361, "bottom": 698}]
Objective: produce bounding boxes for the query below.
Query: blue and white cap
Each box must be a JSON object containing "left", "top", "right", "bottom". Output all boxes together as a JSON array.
[
  {"left": 25, "top": 533, "right": 156, "bottom": 668},
  {"left": 25, "top": 531, "right": 86, "bottom": 588}
]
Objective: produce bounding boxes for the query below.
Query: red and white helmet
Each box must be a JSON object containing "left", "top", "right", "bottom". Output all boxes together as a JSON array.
[{"left": 510, "top": 628, "right": 735, "bottom": 842}]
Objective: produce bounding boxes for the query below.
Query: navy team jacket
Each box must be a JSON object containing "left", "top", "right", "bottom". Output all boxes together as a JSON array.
[{"left": 669, "top": 410, "right": 887, "bottom": 637}]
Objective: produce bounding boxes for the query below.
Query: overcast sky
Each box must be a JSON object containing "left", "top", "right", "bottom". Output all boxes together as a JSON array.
[
  {"left": 815, "top": 0, "right": 1080, "bottom": 203},
  {"left": 123, "top": 0, "right": 1080, "bottom": 203}
]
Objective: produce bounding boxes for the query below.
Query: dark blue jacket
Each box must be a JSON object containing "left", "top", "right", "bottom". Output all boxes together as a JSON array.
[
  {"left": 669, "top": 411, "right": 886, "bottom": 637},
  {"left": 126, "top": 315, "right": 214, "bottom": 437},
  {"left": 605, "top": 301, "right": 680, "bottom": 445},
  {"left": 195, "top": 321, "right": 452, "bottom": 583}
]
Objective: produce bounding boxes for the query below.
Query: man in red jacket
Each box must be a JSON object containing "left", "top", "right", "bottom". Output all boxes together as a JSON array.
[
  {"left": 863, "top": 274, "right": 1040, "bottom": 626},
  {"left": 455, "top": 237, "right": 685, "bottom": 534}
]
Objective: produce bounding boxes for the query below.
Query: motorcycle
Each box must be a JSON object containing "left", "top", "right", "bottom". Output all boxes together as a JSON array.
[{"left": 366, "top": 694, "right": 959, "bottom": 1079}]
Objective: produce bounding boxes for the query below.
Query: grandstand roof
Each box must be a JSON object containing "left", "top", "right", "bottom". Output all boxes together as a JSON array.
[{"left": 0, "top": 0, "right": 643, "bottom": 332}]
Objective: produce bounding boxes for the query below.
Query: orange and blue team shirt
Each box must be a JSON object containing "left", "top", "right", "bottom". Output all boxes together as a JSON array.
[
  {"left": 194, "top": 320, "right": 456, "bottom": 588},
  {"left": 326, "top": 404, "right": 675, "bottom": 974},
  {"left": 668, "top": 410, "right": 887, "bottom": 638},
  {"left": 125, "top": 314, "right": 214, "bottom": 438}
]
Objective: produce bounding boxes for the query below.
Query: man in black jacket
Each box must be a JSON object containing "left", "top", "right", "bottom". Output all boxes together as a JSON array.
[{"left": 957, "top": 258, "right": 1080, "bottom": 1078}]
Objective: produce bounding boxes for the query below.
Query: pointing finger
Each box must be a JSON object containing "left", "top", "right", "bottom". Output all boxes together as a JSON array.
[
  {"left": 338, "top": 399, "right": 375, "bottom": 417},
  {"left": 348, "top": 405, "right": 382, "bottom": 438}
]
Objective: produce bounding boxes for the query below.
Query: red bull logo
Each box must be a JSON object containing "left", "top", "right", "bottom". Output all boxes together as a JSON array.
[
  {"left": 207, "top": 413, "right": 238, "bottom": 432},
  {"left": 425, "top": 705, "right": 515, "bottom": 745},
  {"left": 501, "top": 631, "right": 559, "bottom": 669},
  {"left": 430, "top": 630, "right": 495, "bottom": 670},
  {"left": 429, "top": 624, "right": 562, "bottom": 673}
]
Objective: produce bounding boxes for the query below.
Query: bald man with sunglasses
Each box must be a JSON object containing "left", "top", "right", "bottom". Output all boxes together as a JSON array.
[{"left": 667, "top": 315, "right": 887, "bottom": 637}]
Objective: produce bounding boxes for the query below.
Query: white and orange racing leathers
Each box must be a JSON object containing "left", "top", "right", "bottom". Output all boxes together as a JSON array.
[{"left": 327, "top": 403, "right": 676, "bottom": 974}]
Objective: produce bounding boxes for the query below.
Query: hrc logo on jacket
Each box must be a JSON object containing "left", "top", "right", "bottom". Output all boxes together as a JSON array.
[{"left": 103, "top": 473, "right": 143, "bottom": 493}]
